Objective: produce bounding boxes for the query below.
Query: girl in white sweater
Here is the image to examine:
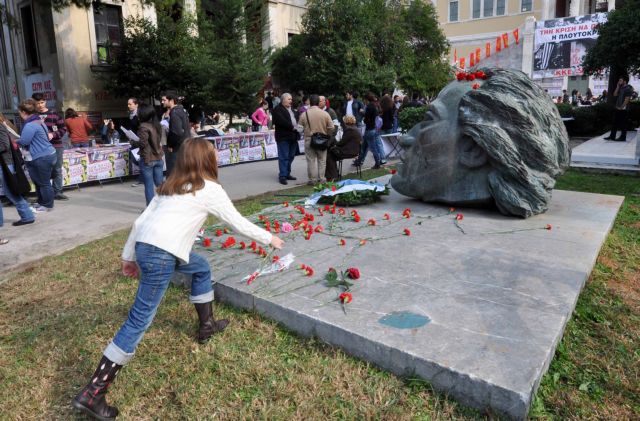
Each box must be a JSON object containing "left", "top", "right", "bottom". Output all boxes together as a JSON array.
[{"left": 73, "top": 138, "right": 284, "bottom": 420}]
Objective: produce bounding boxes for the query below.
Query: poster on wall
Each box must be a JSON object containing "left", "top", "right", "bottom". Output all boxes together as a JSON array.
[
  {"left": 24, "top": 73, "right": 61, "bottom": 108},
  {"left": 533, "top": 13, "right": 608, "bottom": 79}
]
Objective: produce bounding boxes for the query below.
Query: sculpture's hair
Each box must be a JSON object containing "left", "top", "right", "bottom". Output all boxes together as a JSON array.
[{"left": 459, "top": 68, "right": 570, "bottom": 217}]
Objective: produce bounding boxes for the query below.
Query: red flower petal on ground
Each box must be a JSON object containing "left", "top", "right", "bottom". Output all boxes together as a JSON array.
[
  {"left": 250, "top": 241, "right": 257, "bottom": 251},
  {"left": 403, "top": 228, "right": 411, "bottom": 236},
  {"left": 389, "top": 168, "right": 397, "bottom": 175},
  {"left": 239, "top": 241, "right": 246, "bottom": 249},
  {"left": 221, "top": 236, "right": 236, "bottom": 249},
  {"left": 339, "top": 239, "right": 346, "bottom": 246},
  {"left": 339, "top": 292, "right": 353, "bottom": 304},
  {"left": 215, "top": 229, "right": 223, "bottom": 237},
  {"left": 545, "top": 224, "right": 552, "bottom": 230},
  {"left": 455, "top": 213, "right": 464, "bottom": 221},
  {"left": 472, "top": 83, "right": 480, "bottom": 90},
  {"left": 331, "top": 186, "right": 337, "bottom": 192},
  {"left": 346, "top": 268, "right": 360, "bottom": 279},
  {"left": 246, "top": 271, "right": 258, "bottom": 285},
  {"left": 367, "top": 218, "right": 376, "bottom": 226},
  {"left": 359, "top": 239, "right": 366, "bottom": 246},
  {"left": 383, "top": 213, "right": 390, "bottom": 220},
  {"left": 272, "top": 255, "right": 280, "bottom": 263},
  {"left": 202, "top": 238, "right": 212, "bottom": 247}
]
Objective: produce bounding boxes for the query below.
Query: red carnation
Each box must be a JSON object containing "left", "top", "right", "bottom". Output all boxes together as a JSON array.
[
  {"left": 475, "top": 71, "right": 485, "bottom": 79},
  {"left": 402, "top": 208, "right": 411, "bottom": 218},
  {"left": 466, "top": 73, "right": 476, "bottom": 81},
  {"left": 456, "top": 72, "right": 466, "bottom": 81},
  {"left": 283, "top": 201, "right": 289, "bottom": 207},
  {"left": 272, "top": 255, "right": 280, "bottom": 263},
  {"left": 472, "top": 83, "right": 480, "bottom": 90},
  {"left": 202, "top": 237, "right": 212, "bottom": 247},
  {"left": 215, "top": 229, "right": 223, "bottom": 237},
  {"left": 359, "top": 239, "right": 366, "bottom": 246},
  {"left": 239, "top": 241, "right": 246, "bottom": 249},
  {"left": 353, "top": 214, "right": 361, "bottom": 223},
  {"left": 383, "top": 213, "right": 390, "bottom": 220},
  {"left": 339, "top": 239, "right": 346, "bottom": 246},
  {"left": 455, "top": 213, "right": 464, "bottom": 221},
  {"left": 367, "top": 218, "right": 376, "bottom": 226},
  {"left": 389, "top": 168, "right": 397, "bottom": 175},
  {"left": 350, "top": 210, "right": 358, "bottom": 216},
  {"left": 403, "top": 228, "right": 411, "bottom": 236},
  {"left": 449, "top": 207, "right": 455, "bottom": 212},
  {"left": 339, "top": 292, "right": 353, "bottom": 304},
  {"left": 221, "top": 236, "right": 236, "bottom": 249},
  {"left": 338, "top": 208, "right": 346, "bottom": 215},
  {"left": 346, "top": 268, "right": 360, "bottom": 279},
  {"left": 331, "top": 186, "right": 337, "bottom": 192},
  {"left": 250, "top": 241, "right": 257, "bottom": 251},
  {"left": 324, "top": 205, "right": 330, "bottom": 211},
  {"left": 246, "top": 271, "right": 259, "bottom": 285},
  {"left": 545, "top": 224, "right": 552, "bottom": 230},
  {"left": 224, "top": 227, "right": 230, "bottom": 234},
  {"left": 305, "top": 266, "right": 314, "bottom": 276},
  {"left": 314, "top": 225, "right": 324, "bottom": 233}
]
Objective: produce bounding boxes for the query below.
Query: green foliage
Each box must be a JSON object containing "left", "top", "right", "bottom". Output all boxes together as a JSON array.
[
  {"left": 398, "top": 106, "right": 427, "bottom": 133},
  {"left": 314, "top": 181, "right": 390, "bottom": 206},
  {"left": 583, "top": 0, "right": 640, "bottom": 76},
  {"left": 97, "top": 2, "right": 266, "bottom": 117},
  {"left": 555, "top": 101, "right": 640, "bottom": 136},
  {"left": 271, "top": 0, "right": 449, "bottom": 98}
]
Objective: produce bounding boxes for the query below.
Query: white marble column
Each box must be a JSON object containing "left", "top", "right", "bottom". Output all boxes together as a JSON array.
[{"left": 521, "top": 16, "right": 536, "bottom": 77}]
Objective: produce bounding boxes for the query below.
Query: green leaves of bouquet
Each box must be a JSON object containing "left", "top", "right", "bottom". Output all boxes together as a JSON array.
[
  {"left": 325, "top": 267, "right": 360, "bottom": 291},
  {"left": 315, "top": 181, "right": 389, "bottom": 206}
]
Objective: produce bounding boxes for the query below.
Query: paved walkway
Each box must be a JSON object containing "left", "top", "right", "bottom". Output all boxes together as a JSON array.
[{"left": 0, "top": 154, "right": 382, "bottom": 275}]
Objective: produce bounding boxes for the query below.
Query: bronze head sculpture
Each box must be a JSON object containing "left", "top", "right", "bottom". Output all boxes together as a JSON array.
[{"left": 391, "top": 68, "right": 570, "bottom": 218}]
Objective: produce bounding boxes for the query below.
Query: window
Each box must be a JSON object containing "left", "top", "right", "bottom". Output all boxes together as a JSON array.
[
  {"left": 449, "top": 0, "right": 459, "bottom": 21},
  {"left": 20, "top": 3, "right": 40, "bottom": 69},
  {"left": 472, "top": 0, "right": 507, "bottom": 18},
  {"left": 521, "top": 0, "right": 532, "bottom": 12},
  {"left": 93, "top": 5, "right": 123, "bottom": 63}
]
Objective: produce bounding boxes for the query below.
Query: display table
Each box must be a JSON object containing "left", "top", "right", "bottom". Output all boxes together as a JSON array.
[{"left": 380, "top": 133, "right": 403, "bottom": 159}]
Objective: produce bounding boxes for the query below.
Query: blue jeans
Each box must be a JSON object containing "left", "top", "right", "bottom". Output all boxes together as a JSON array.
[
  {"left": 26, "top": 152, "right": 57, "bottom": 208},
  {"left": 73, "top": 142, "right": 90, "bottom": 148},
  {"left": 141, "top": 159, "right": 164, "bottom": 205},
  {"left": 360, "top": 129, "right": 383, "bottom": 165},
  {"left": 104, "top": 242, "right": 214, "bottom": 365},
  {"left": 51, "top": 147, "right": 64, "bottom": 195},
  {"left": 0, "top": 164, "right": 35, "bottom": 225},
  {"left": 276, "top": 139, "right": 297, "bottom": 178}
]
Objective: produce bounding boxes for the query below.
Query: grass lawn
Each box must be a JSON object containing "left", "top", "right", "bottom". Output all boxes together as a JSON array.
[{"left": 0, "top": 169, "right": 638, "bottom": 420}]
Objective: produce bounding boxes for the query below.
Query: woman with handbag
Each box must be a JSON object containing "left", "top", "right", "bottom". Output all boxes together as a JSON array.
[
  {"left": 17, "top": 99, "right": 58, "bottom": 212},
  {"left": 0, "top": 113, "right": 35, "bottom": 233}
]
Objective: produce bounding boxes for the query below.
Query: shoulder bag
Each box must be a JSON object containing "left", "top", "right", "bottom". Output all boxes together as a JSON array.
[{"left": 305, "top": 112, "right": 329, "bottom": 151}]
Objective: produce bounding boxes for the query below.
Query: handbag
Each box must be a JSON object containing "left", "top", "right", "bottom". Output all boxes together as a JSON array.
[
  {"left": 0, "top": 151, "right": 31, "bottom": 196},
  {"left": 305, "top": 112, "right": 329, "bottom": 151}
]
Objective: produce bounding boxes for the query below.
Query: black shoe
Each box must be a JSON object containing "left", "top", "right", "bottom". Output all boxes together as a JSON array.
[
  {"left": 279, "top": 178, "right": 288, "bottom": 185},
  {"left": 614, "top": 137, "right": 626, "bottom": 142},
  {"left": 12, "top": 220, "right": 35, "bottom": 226},
  {"left": 286, "top": 175, "right": 297, "bottom": 180},
  {"left": 372, "top": 164, "right": 381, "bottom": 170},
  {"left": 194, "top": 302, "right": 230, "bottom": 344},
  {"left": 603, "top": 136, "right": 616, "bottom": 140},
  {"left": 72, "top": 356, "right": 122, "bottom": 421},
  {"left": 55, "top": 194, "right": 69, "bottom": 201}
]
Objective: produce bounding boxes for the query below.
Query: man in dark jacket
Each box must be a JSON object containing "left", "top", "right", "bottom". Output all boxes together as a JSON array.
[
  {"left": 272, "top": 93, "right": 300, "bottom": 185},
  {"left": 340, "top": 91, "right": 365, "bottom": 130},
  {"left": 161, "top": 91, "right": 190, "bottom": 174}
]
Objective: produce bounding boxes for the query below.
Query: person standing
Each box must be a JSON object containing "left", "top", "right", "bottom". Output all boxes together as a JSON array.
[
  {"left": 130, "top": 105, "right": 164, "bottom": 205},
  {"left": 0, "top": 113, "right": 35, "bottom": 227},
  {"left": 604, "top": 75, "right": 634, "bottom": 142},
  {"left": 340, "top": 91, "right": 365, "bottom": 133},
  {"left": 64, "top": 108, "right": 93, "bottom": 148},
  {"left": 32, "top": 93, "right": 68, "bottom": 201},
  {"left": 162, "top": 91, "right": 190, "bottom": 175},
  {"left": 71, "top": 138, "right": 284, "bottom": 421},
  {"left": 298, "top": 94, "right": 334, "bottom": 185},
  {"left": 251, "top": 100, "right": 269, "bottom": 132},
  {"left": 17, "top": 99, "right": 57, "bottom": 212},
  {"left": 356, "top": 93, "right": 384, "bottom": 169},
  {"left": 272, "top": 93, "right": 300, "bottom": 185},
  {"left": 125, "top": 98, "right": 144, "bottom": 187}
]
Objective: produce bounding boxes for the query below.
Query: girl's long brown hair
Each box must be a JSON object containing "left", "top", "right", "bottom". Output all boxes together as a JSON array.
[{"left": 157, "top": 138, "right": 219, "bottom": 196}]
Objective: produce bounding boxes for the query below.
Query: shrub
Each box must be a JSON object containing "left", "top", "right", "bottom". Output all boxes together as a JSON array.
[{"left": 398, "top": 106, "right": 427, "bottom": 133}]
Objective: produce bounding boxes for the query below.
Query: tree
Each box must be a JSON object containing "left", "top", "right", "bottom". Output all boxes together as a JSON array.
[
  {"left": 270, "top": 0, "right": 449, "bottom": 98},
  {"left": 582, "top": 0, "right": 640, "bottom": 101}
]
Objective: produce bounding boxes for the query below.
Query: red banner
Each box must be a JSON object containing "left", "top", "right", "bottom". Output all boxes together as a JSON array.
[
  {"left": 486, "top": 42, "right": 491, "bottom": 58},
  {"left": 475, "top": 48, "right": 481, "bottom": 64},
  {"left": 513, "top": 28, "right": 520, "bottom": 44},
  {"left": 460, "top": 57, "right": 465, "bottom": 69},
  {"left": 502, "top": 33, "right": 509, "bottom": 49},
  {"left": 496, "top": 36, "right": 502, "bottom": 52},
  {"left": 470, "top": 53, "right": 475, "bottom": 67}
]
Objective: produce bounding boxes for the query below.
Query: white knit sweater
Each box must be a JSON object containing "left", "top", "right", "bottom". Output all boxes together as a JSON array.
[{"left": 122, "top": 180, "right": 273, "bottom": 263}]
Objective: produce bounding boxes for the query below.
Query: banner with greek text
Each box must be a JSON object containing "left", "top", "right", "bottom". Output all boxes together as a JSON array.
[{"left": 533, "top": 13, "right": 607, "bottom": 79}]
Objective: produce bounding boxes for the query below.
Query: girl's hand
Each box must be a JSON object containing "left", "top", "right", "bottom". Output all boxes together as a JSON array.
[
  {"left": 122, "top": 260, "right": 139, "bottom": 278},
  {"left": 270, "top": 235, "right": 284, "bottom": 250}
]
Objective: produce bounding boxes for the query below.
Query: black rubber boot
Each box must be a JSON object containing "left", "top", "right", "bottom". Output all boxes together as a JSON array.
[
  {"left": 194, "top": 302, "right": 229, "bottom": 344},
  {"left": 72, "top": 355, "right": 122, "bottom": 420}
]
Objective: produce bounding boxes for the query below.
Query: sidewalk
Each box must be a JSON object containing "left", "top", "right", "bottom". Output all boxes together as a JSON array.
[{"left": 0, "top": 154, "right": 381, "bottom": 275}]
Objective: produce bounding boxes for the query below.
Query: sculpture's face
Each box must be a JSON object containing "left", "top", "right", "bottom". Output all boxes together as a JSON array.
[{"left": 391, "top": 82, "right": 493, "bottom": 206}]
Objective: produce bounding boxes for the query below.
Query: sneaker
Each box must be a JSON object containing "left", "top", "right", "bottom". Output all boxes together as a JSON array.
[
  {"left": 54, "top": 193, "right": 69, "bottom": 201},
  {"left": 380, "top": 160, "right": 388, "bottom": 165},
  {"left": 33, "top": 206, "right": 52, "bottom": 213},
  {"left": 131, "top": 182, "right": 141, "bottom": 187},
  {"left": 12, "top": 220, "right": 35, "bottom": 226}
]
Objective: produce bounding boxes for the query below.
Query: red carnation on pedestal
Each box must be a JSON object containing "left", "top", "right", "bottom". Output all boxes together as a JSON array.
[
  {"left": 403, "top": 228, "right": 411, "bottom": 236},
  {"left": 221, "top": 236, "right": 236, "bottom": 249},
  {"left": 466, "top": 73, "right": 476, "bottom": 81},
  {"left": 456, "top": 72, "right": 466, "bottom": 81},
  {"left": 346, "top": 268, "right": 360, "bottom": 279},
  {"left": 339, "top": 292, "right": 353, "bottom": 304}
]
